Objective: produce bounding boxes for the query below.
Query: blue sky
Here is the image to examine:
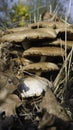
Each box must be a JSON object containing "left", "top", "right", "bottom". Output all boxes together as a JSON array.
[
  {"left": 0, "top": 0, "right": 73, "bottom": 23},
  {"left": 9, "top": 0, "right": 73, "bottom": 21},
  {"left": 61, "top": 0, "right": 73, "bottom": 19}
]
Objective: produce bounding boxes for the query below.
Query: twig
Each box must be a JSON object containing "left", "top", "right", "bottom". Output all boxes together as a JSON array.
[
  {"left": 68, "top": 46, "right": 73, "bottom": 78},
  {"left": 64, "top": 0, "right": 72, "bottom": 88},
  {"left": 54, "top": 48, "right": 73, "bottom": 95}
]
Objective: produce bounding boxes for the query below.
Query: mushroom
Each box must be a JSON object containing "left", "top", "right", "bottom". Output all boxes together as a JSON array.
[
  {"left": 23, "top": 47, "right": 65, "bottom": 62},
  {"left": 12, "top": 57, "right": 32, "bottom": 66},
  {"left": 5, "top": 27, "right": 29, "bottom": 34},
  {"left": 49, "top": 39, "right": 73, "bottom": 49},
  {"left": 29, "top": 21, "right": 70, "bottom": 29},
  {"left": 19, "top": 62, "right": 59, "bottom": 76},
  {"left": 56, "top": 28, "right": 73, "bottom": 40},
  {"left": 17, "top": 76, "right": 71, "bottom": 121},
  {"left": 28, "top": 21, "right": 56, "bottom": 29},
  {"left": 36, "top": 28, "right": 57, "bottom": 38},
  {"left": 23, "top": 46, "right": 65, "bottom": 57},
  {"left": 29, "top": 21, "right": 68, "bottom": 29},
  {"left": 17, "top": 76, "right": 51, "bottom": 99},
  {"left": 1, "top": 29, "right": 56, "bottom": 43}
]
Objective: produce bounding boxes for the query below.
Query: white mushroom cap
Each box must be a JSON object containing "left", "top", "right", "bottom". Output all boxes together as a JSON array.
[{"left": 18, "top": 76, "right": 50, "bottom": 98}]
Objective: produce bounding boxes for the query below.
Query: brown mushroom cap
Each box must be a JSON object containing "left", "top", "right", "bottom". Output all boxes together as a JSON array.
[
  {"left": 49, "top": 39, "right": 73, "bottom": 49},
  {"left": 29, "top": 21, "right": 56, "bottom": 29},
  {"left": 1, "top": 28, "right": 56, "bottom": 43},
  {"left": 12, "top": 58, "right": 32, "bottom": 66},
  {"left": 29, "top": 21, "right": 67, "bottom": 29},
  {"left": 20, "top": 62, "right": 59, "bottom": 73},
  {"left": 23, "top": 47, "right": 65, "bottom": 57},
  {"left": 56, "top": 28, "right": 73, "bottom": 40},
  {"left": 36, "top": 28, "right": 57, "bottom": 38},
  {"left": 5, "top": 27, "right": 29, "bottom": 34}
]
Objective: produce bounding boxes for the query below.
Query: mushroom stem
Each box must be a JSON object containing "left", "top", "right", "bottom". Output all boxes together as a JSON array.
[
  {"left": 22, "top": 42, "right": 30, "bottom": 50},
  {"left": 39, "top": 57, "right": 47, "bottom": 76},
  {"left": 40, "top": 56, "right": 47, "bottom": 62},
  {"left": 36, "top": 71, "right": 42, "bottom": 76}
]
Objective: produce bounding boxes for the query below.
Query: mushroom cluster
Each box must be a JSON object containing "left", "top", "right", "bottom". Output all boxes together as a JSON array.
[
  {"left": 1, "top": 17, "right": 73, "bottom": 81},
  {"left": 0, "top": 12, "right": 73, "bottom": 130}
]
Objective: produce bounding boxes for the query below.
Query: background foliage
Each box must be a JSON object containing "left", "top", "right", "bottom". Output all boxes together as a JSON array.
[
  {"left": 0, "top": 0, "right": 72, "bottom": 29},
  {"left": 10, "top": 3, "right": 30, "bottom": 26}
]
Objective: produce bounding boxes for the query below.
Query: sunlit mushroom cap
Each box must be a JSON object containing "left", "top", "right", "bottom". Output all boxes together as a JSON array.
[
  {"left": 23, "top": 47, "right": 65, "bottom": 57},
  {"left": 56, "top": 28, "right": 73, "bottom": 40},
  {"left": 5, "top": 27, "right": 29, "bottom": 34},
  {"left": 12, "top": 58, "right": 32, "bottom": 66},
  {"left": 20, "top": 62, "right": 59, "bottom": 73},
  {"left": 1, "top": 27, "right": 57, "bottom": 43},
  {"left": 49, "top": 39, "right": 73, "bottom": 49},
  {"left": 18, "top": 76, "right": 50, "bottom": 98},
  {"left": 29, "top": 21, "right": 66, "bottom": 29}
]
